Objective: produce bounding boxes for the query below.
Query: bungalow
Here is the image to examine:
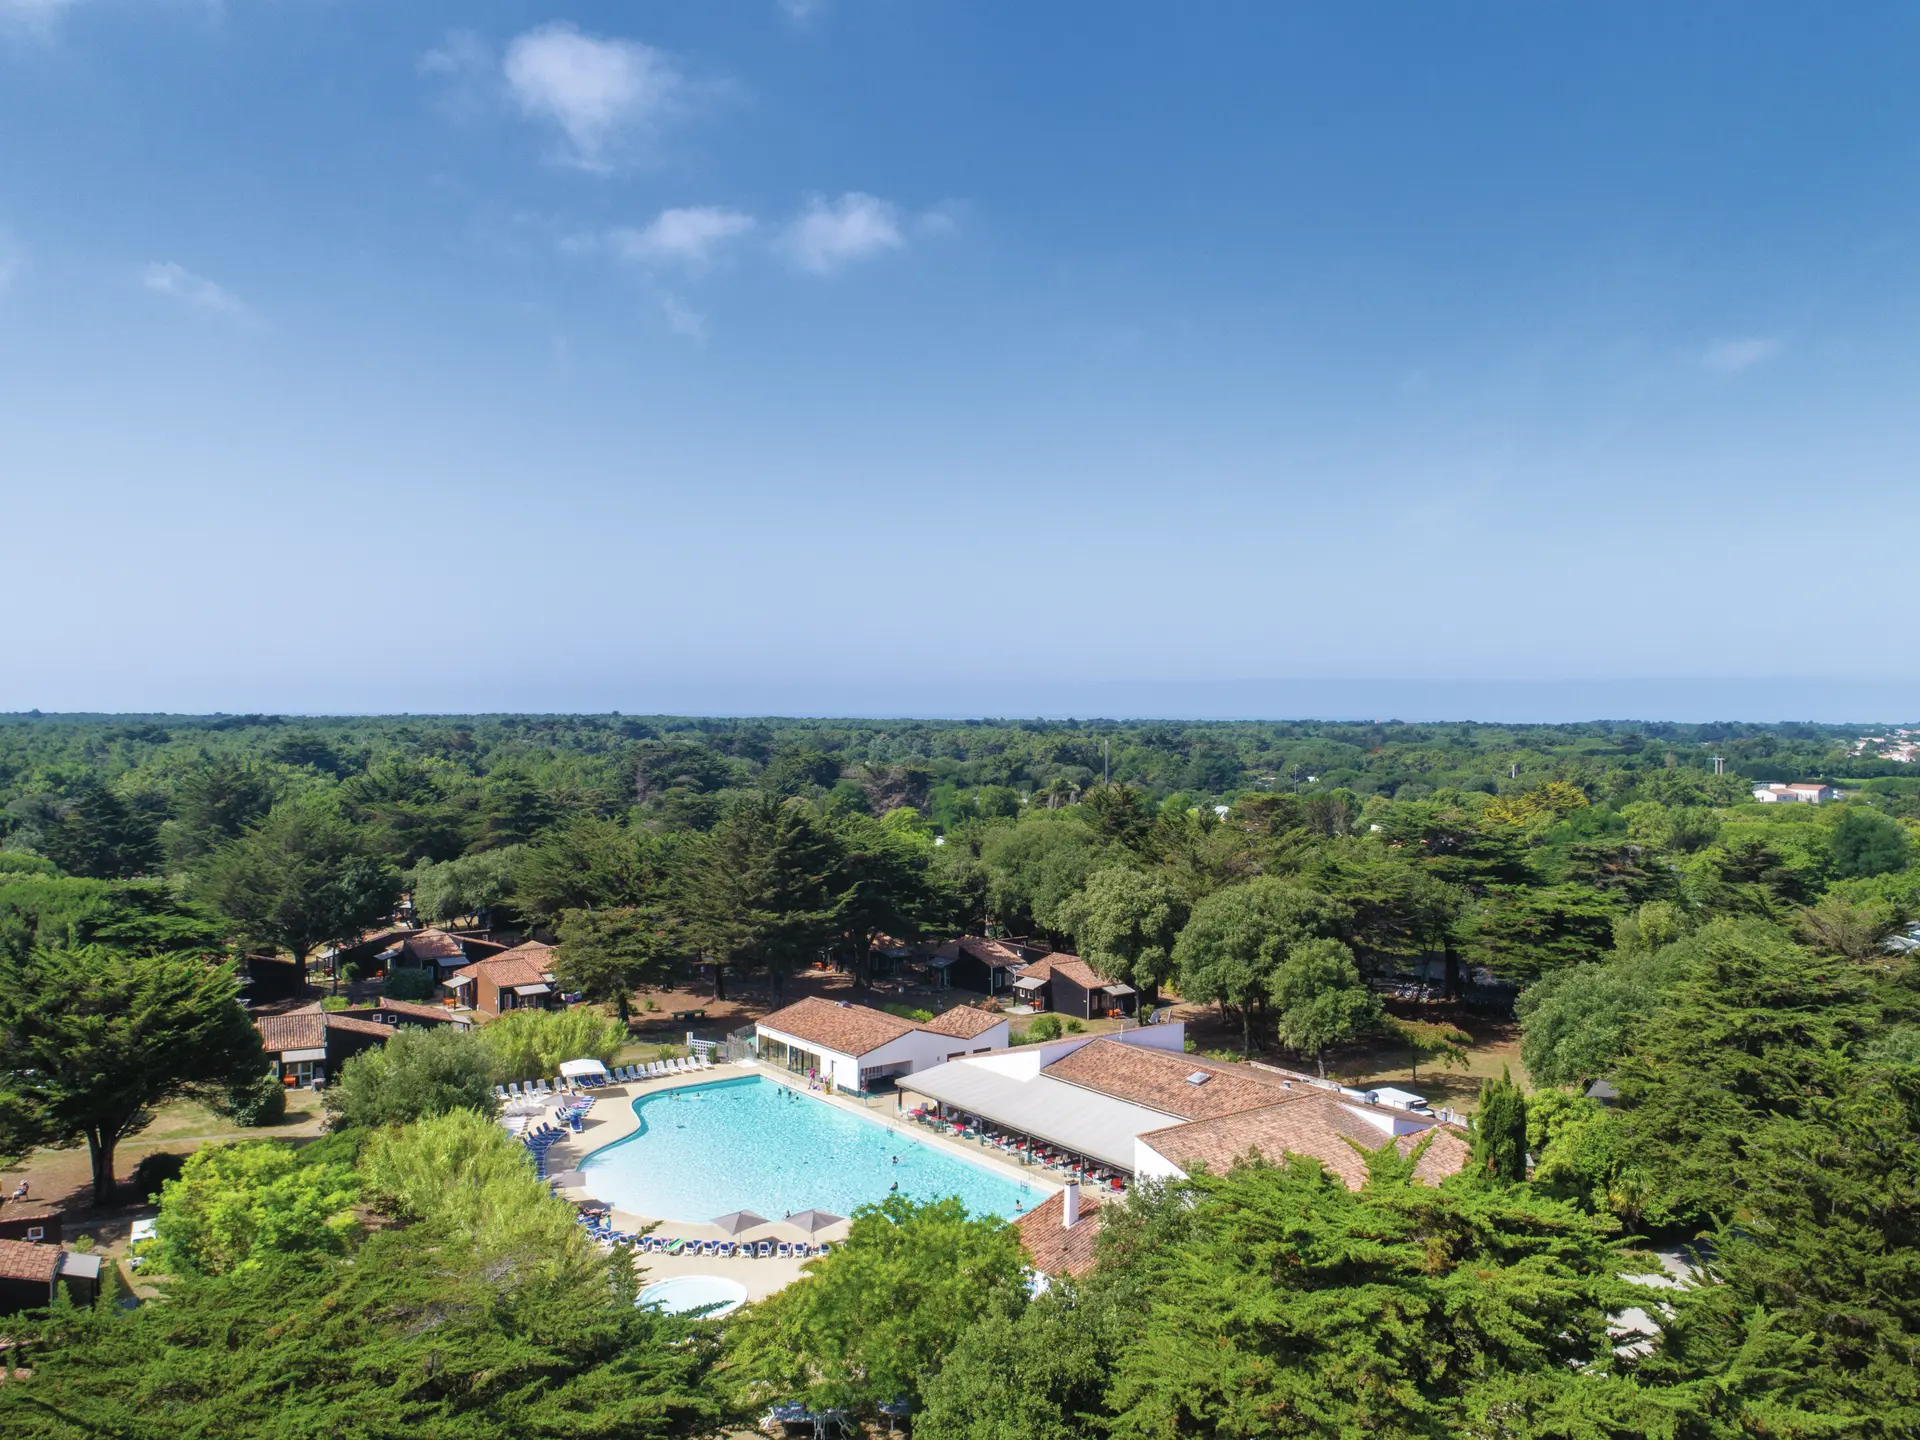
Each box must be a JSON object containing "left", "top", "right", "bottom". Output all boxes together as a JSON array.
[
  {"left": 0, "top": 1197, "right": 63, "bottom": 1245},
  {"left": 930, "top": 937, "right": 1044, "bottom": 997},
  {"left": 1011, "top": 953, "right": 1138, "bottom": 1021},
  {"left": 0, "top": 1240, "right": 100, "bottom": 1317},
  {"left": 753, "top": 997, "right": 1011, "bottom": 1094},
  {"left": 255, "top": 1007, "right": 394, "bottom": 1088},
  {"left": 443, "top": 941, "right": 560, "bottom": 1019}
]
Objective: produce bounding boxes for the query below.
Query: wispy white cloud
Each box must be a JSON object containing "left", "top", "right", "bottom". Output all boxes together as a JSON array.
[
  {"left": 143, "top": 261, "right": 247, "bottom": 318},
  {"left": 611, "top": 206, "right": 756, "bottom": 270},
  {"left": 779, "top": 192, "right": 906, "bottom": 275},
  {"left": 502, "top": 22, "right": 689, "bottom": 171},
  {"left": 0, "top": 0, "right": 84, "bottom": 38},
  {"left": 778, "top": 0, "right": 828, "bottom": 26},
  {"left": 659, "top": 294, "right": 708, "bottom": 343},
  {"left": 1700, "top": 336, "right": 1783, "bottom": 374}
]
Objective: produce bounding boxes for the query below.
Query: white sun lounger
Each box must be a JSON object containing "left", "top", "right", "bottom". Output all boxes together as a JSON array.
[{"left": 696, "top": 1053, "right": 713, "bottom": 1070}]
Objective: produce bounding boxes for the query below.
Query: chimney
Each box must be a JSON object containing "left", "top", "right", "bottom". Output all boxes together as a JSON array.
[{"left": 1062, "top": 1180, "right": 1080, "bottom": 1229}]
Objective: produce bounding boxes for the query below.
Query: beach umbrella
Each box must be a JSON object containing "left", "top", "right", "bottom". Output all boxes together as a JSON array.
[
  {"left": 786, "top": 1209, "right": 845, "bottom": 1235},
  {"left": 712, "top": 1209, "right": 771, "bottom": 1236}
]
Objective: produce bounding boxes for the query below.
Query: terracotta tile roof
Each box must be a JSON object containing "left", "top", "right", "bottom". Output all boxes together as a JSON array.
[
  {"left": 935, "top": 937, "right": 1039, "bottom": 967},
  {"left": 0, "top": 1240, "right": 60, "bottom": 1285},
  {"left": 255, "top": 1011, "right": 325, "bottom": 1053},
  {"left": 919, "top": 1005, "right": 1004, "bottom": 1040},
  {"left": 399, "top": 929, "right": 466, "bottom": 963},
  {"left": 448, "top": 941, "right": 556, "bottom": 991},
  {"left": 1139, "top": 1090, "right": 1471, "bottom": 1190},
  {"left": 254, "top": 1011, "right": 396, "bottom": 1053},
  {"left": 758, "top": 997, "right": 920, "bottom": 1057},
  {"left": 1043, "top": 1039, "right": 1292, "bottom": 1121},
  {"left": 1016, "top": 952, "right": 1104, "bottom": 988},
  {"left": 325, "top": 1013, "right": 397, "bottom": 1040},
  {"left": 1014, "top": 1188, "right": 1104, "bottom": 1277}
]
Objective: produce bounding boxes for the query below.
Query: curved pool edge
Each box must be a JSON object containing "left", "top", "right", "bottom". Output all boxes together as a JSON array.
[{"left": 574, "top": 1070, "right": 1056, "bottom": 1223}]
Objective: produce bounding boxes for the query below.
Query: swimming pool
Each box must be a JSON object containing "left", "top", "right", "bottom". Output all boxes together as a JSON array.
[
  {"left": 637, "top": 1275, "right": 749, "bottom": 1317},
  {"left": 579, "top": 1075, "right": 1045, "bottom": 1224}
]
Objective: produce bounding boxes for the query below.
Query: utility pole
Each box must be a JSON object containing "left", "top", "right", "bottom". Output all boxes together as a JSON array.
[{"left": 1713, "top": 755, "right": 1725, "bottom": 775}]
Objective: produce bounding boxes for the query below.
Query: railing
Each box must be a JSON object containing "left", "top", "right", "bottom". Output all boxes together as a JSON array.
[{"left": 720, "top": 1025, "right": 758, "bottom": 1065}]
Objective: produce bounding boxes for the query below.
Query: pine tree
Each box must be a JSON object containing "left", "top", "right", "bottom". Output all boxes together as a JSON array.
[{"left": 1472, "top": 1065, "right": 1530, "bottom": 1183}]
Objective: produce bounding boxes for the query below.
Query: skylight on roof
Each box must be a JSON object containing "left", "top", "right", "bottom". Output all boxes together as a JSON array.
[{"left": 1186, "top": 1071, "right": 1212, "bottom": 1086}]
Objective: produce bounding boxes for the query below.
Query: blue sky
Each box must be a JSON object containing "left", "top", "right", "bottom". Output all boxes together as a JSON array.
[{"left": 3, "top": 1, "right": 1918, "bottom": 720}]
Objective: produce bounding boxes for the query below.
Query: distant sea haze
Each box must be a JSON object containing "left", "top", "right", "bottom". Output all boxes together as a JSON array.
[
  {"left": 9, "top": 678, "right": 1917, "bottom": 725},
  {"left": 369, "top": 677, "right": 1920, "bottom": 725}
]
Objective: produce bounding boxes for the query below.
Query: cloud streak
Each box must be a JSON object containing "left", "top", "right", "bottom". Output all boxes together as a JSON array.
[
  {"left": 1700, "top": 336, "right": 1783, "bottom": 374},
  {"left": 779, "top": 192, "right": 906, "bottom": 275},
  {"left": 143, "top": 261, "right": 247, "bottom": 318},
  {"left": 0, "top": 0, "right": 83, "bottom": 38},
  {"left": 612, "top": 206, "right": 756, "bottom": 270},
  {"left": 502, "top": 22, "right": 689, "bottom": 171}
]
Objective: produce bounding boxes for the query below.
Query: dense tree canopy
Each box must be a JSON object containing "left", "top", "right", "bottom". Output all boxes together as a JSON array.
[{"left": 0, "top": 944, "right": 266, "bottom": 1201}]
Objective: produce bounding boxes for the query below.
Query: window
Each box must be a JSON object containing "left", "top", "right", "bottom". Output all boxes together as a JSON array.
[{"left": 26, "top": 1226, "right": 43, "bottom": 1241}]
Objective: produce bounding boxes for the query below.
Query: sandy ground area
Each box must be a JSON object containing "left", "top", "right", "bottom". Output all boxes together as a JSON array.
[{"left": 535, "top": 1059, "right": 1061, "bottom": 1301}]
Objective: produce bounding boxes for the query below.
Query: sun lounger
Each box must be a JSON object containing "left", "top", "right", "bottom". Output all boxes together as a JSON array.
[
  {"left": 756, "top": 1241, "right": 773, "bottom": 1258},
  {"left": 697, "top": 1053, "right": 714, "bottom": 1070},
  {"left": 620, "top": 1066, "right": 636, "bottom": 1082},
  {"left": 776, "top": 1242, "right": 795, "bottom": 1259}
]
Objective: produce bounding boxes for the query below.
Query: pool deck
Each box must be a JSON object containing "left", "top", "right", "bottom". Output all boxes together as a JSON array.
[{"left": 539, "top": 1060, "right": 1061, "bottom": 1301}]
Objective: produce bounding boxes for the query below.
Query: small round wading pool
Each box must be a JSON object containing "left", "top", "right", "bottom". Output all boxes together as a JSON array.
[{"left": 636, "top": 1275, "right": 749, "bottom": 1318}]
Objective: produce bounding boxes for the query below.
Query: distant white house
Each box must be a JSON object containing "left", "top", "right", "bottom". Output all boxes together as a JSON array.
[{"left": 1752, "top": 783, "right": 1837, "bottom": 804}]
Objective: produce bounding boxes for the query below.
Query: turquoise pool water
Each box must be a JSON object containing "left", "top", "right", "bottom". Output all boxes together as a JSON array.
[{"left": 578, "top": 1075, "right": 1044, "bottom": 1224}]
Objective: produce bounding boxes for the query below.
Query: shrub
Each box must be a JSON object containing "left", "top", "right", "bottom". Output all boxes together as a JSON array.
[
  {"left": 882, "top": 1003, "right": 935, "bottom": 1023},
  {"left": 359, "top": 1108, "right": 595, "bottom": 1261},
  {"left": 214, "top": 1072, "right": 288, "bottom": 1128},
  {"left": 319, "top": 996, "right": 349, "bottom": 1012},
  {"left": 324, "top": 1027, "right": 498, "bottom": 1130},
  {"left": 70, "top": 1232, "right": 95, "bottom": 1253},
  {"left": 128, "top": 1151, "right": 187, "bottom": 1203},
  {"left": 153, "top": 1141, "right": 361, "bottom": 1276},
  {"left": 1022, "top": 1014, "right": 1063, "bottom": 1043},
  {"left": 1064, "top": 1018, "right": 1085, "bottom": 1034},
  {"left": 382, "top": 967, "right": 438, "bottom": 1002},
  {"left": 479, "top": 1007, "right": 624, "bottom": 1083}
]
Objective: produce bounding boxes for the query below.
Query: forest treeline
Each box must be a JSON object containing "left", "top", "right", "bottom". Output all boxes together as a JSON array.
[{"left": 3, "top": 713, "right": 1920, "bottom": 1436}]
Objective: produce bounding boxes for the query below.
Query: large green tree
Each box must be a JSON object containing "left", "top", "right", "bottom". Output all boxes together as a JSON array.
[
  {"left": 554, "top": 905, "right": 680, "bottom": 1020},
  {"left": 0, "top": 1226, "right": 723, "bottom": 1439},
  {"left": 724, "top": 1194, "right": 1026, "bottom": 1418},
  {"left": 831, "top": 810, "right": 939, "bottom": 986},
  {"left": 0, "top": 945, "right": 266, "bottom": 1202},
  {"left": 1829, "top": 805, "right": 1912, "bottom": 880},
  {"left": 1171, "top": 878, "right": 1351, "bottom": 1057},
  {"left": 512, "top": 815, "right": 657, "bottom": 920},
  {"left": 1052, "top": 865, "right": 1187, "bottom": 993},
  {"left": 978, "top": 810, "right": 1104, "bottom": 942},
  {"left": 194, "top": 795, "right": 399, "bottom": 965},
  {"left": 1101, "top": 1153, "right": 1641, "bottom": 1439},
  {"left": 675, "top": 793, "right": 846, "bottom": 1001},
  {"left": 1267, "top": 937, "right": 1383, "bottom": 1076}
]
